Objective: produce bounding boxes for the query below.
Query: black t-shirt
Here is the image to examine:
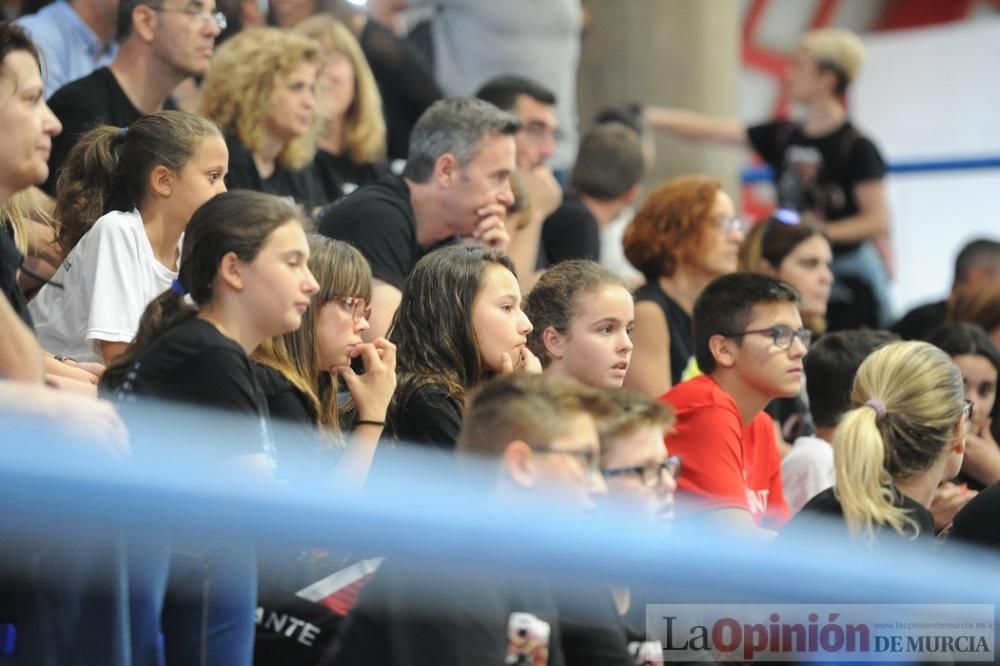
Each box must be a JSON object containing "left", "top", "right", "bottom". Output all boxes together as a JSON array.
[
  {"left": 313, "top": 149, "right": 389, "bottom": 204},
  {"left": 44, "top": 67, "right": 175, "bottom": 195},
  {"left": 539, "top": 194, "right": 601, "bottom": 268},
  {"left": 891, "top": 300, "right": 948, "bottom": 341},
  {"left": 552, "top": 582, "right": 632, "bottom": 665},
  {"left": 747, "top": 120, "right": 886, "bottom": 255},
  {"left": 102, "top": 317, "right": 274, "bottom": 464},
  {"left": 781, "top": 486, "right": 935, "bottom": 544},
  {"left": 360, "top": 19, "right": 442, "bottom": 161},
  {"left": 633, "top": 281, "right": 694, "bottom": 386},
  {"left": 322, "top": 558, "right": 567, "bottom": 666},
  {"left": 317, "top": 174, "right": 422, "bottom": 291},
  {"left": 225, "top": 136, "right": 327, "bottom": 211},
  {"left": 386, "top": 382, "right": 463, "bottom": 450},
  {"left": 0, "top": 222, "right": 31, "bottom": 328}
]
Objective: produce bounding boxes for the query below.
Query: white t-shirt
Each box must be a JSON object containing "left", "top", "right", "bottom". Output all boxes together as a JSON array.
[
  {"left": 29, "top": 209, "right": 178, "bottom": 363},
  {"left": 781, "top": 435, "right": 835, "bottom": 515}
]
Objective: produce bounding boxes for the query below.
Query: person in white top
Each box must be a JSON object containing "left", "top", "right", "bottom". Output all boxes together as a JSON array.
[
  {"left": 782, "top": 328, "right": 896, "bottom": 514},
  {"left": 30, "top": 110, "right": 228, "bottom": 363}
]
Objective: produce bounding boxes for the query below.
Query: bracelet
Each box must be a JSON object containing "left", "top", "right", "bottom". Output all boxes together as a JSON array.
[
  {"left": 54, "top": 354, "right": 76, "bottom": 364},
  {"left": 355, "top": 419, "right": 386, "bottom": 428}
]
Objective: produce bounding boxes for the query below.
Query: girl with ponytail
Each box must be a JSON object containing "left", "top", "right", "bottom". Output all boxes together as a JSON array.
[
  {"left": 30, "top": 110, "right": 228, "bottom": 364},
  {"left": 99, "top": 190, "right": 319, "bottom": 666},
  {"left": 784, "top": 340, "right": 969, "bottom": 543}
]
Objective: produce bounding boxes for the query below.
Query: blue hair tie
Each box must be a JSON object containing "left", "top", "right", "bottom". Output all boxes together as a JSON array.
[
  {"left": 116, "top": 126, "right": 128, "bottom": 144},
  {"left": 773, "top": 208, "right": 800, "bottom": 226},
  {"left": 170, "top": 278, "right": 187, "bottom": 296}
]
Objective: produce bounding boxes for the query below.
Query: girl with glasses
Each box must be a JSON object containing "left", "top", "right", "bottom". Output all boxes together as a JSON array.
[{"left": 251, "top": 235, "right": 396, "bottom": 486}]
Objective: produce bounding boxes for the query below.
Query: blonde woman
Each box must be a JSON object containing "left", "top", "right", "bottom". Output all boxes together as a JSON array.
[
  {"left": 783, "top": 341, "right": 969, "bottom": 543},
  {"left": 200, "top": 27, "right": 326, "bottom": 210},
  {"left": 296, "top": 14, "right": 388, "bottom": 201}
]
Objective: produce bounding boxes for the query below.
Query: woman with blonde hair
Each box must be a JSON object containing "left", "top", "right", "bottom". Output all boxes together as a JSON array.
[
  {"left": 200, "top": 27, "right": 326, "bottom": 210},
  {"left": 622, "top": 174, "right": 744, "bottom": 396},
  {"left": 783, "top": 341, "right": 970, "bottom": 543},
  {"left": 295, "top": 14, "right": 388, "bottom": 201}
]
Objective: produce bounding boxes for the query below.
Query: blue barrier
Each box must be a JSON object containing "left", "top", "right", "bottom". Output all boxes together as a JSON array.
[{"left": 742, "top": 156, "right": 1000, "bottom": 184}]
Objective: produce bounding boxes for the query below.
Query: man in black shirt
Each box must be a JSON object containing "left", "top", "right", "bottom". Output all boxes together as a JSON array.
[
  {"left": 642, "top": 28, "right": 892, "bottom": 330},
  {"left": 318, "top": 97, "right": 517, "bottom": 341},
  {"left": 42, "top": 0, "right": 225, "bottom": 194},
  {"left": 323, "top": 374, "right": 630, "bottom": 666},
  {"left": 893, "top": 238, "right": 1000, "bottom": 341},
  {"left": 540, "top": 122, "right": 644, "bottom": 268}
]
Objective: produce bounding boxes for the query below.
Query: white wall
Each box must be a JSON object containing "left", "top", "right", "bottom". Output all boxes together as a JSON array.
[{"left": 848, "top": 20, "right": 1000, "bottom": 315}]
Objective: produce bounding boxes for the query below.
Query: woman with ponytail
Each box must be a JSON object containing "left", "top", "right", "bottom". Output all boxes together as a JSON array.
[
  {"left": 99, "top": 190, "right": 318, "bottom": 666},
  {"left": 30, "top": 110, "right": 228, "bottom": 364},
  {"left": 784, "top": 340, "right": 970, "bottom": 543}
]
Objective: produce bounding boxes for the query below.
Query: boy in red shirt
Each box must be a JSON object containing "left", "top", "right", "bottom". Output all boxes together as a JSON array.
[{"left": 661, "top": 273, "right": 807, "bottom": 537}]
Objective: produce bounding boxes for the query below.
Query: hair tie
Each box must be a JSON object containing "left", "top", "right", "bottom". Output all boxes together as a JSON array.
[
  {"left": 865, "top": 399, "right": 887, "bottom": 421},
  {"left": 773, "top": 208, "right": 801, "bottom": 226},
  {"left": 170, "top": 278, "right": 187, "bottom": 296},
  {"left": 115, "top": 126, "right": 128, "bottom": 144}
]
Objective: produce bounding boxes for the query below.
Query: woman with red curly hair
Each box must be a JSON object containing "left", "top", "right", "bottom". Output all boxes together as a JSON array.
[{"left": 622, "top": 175, "right": 744, "bottom": 396}]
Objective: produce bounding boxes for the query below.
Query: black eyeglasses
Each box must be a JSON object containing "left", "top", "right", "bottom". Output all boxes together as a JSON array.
[
  {"left": 530, "top": 445, "right": 600, "bottom": 477},
  {"left": 150, "top": 4, "right": 227, "bottom": 30},
  {"left": 726, "top": 324, "right": 811, "bottom": 350},
  {"left": 602, "top": 455, "right": 682, "bottom": 487}
]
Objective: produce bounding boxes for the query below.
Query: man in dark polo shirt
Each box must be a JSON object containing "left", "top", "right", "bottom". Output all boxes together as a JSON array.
[
  {"left": 318, "top": 97, "right": 518, "bottom": 341},
  {"left": 42, "top": 0, "right": 224, "bottom": 194}
]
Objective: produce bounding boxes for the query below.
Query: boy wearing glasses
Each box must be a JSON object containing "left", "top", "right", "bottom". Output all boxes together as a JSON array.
[
  {"left": 325, "top": 373, "right": 632, "bottom": 665},
  {"left": 660, "top": 272, "right": 805, "bottom": 537}
]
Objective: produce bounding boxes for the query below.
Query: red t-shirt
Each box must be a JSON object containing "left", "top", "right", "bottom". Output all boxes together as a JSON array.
[{"left": 660, "top": 374, "right": 790, "bottom": 528}]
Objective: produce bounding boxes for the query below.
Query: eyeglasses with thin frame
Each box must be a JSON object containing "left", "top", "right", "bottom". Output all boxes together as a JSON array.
[
  {"left": 150, "top": 4, "right": 228, "bottom": 30},
  {"left": 335, "top": 296, "right": 372, "bottom": 323},
  {"left": 530, "top": 445, "right": 600, "bottom": 478},
  {"left": 725, "top": 324, "right": 812, "bottom": 350},
  {"left": 601, "top": 455, "right": 682, "bottom": 488},
  {"left": 716, "top": 216, "right": 747, "bottom": 234}
]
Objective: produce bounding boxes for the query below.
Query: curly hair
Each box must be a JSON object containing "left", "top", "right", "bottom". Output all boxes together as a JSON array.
[
  {"left": 295, "top": 14, "right": 386, "bottom": 164},
  {"left": 200, "top": 27, "right": 321, "bottom": 170},
  {"left": 623, "top": 174, "right": 721, "bottom": 280}
]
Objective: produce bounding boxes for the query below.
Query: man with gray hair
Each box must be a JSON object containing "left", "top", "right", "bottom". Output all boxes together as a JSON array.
[{"left": 318, "top": 96, "right": 519, "bottom": 341}]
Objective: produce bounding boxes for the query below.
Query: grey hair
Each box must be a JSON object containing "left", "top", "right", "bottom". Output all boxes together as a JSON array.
[{"left": 403, "top": 97, "right": 521, "bottom": 183}]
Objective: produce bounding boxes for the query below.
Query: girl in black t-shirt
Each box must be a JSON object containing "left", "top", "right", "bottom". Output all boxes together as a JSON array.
[
  {"left": 386, "top": 245, "right": 540, "bottom": 449},
  {"left": 253, "top": 235, "right": 396, "bottom": 486},
  {"left": 100, "top": 190, "right": 320, "bottom": 666},
  {"left": 783, "top": 341, "right": 969, "bottom": 544}
]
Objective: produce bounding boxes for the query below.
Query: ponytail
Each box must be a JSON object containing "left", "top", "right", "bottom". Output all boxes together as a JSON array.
[
  {"left": 831, "top": 341, "right": 965, "bottom": 542},
  {"left": 54, "top": 111, "right": 223, "bottom": 257},
  {"left": 54, "top": 125, "right": 123, "bottom": 256},
  {"left": 100, "top": 287, "right": 197, "bottom": 392},
  {"left": 832, "top": 405, "right": 919, "bottom": 542}
]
